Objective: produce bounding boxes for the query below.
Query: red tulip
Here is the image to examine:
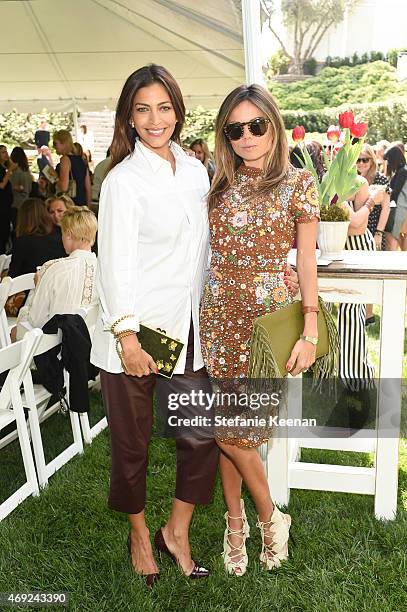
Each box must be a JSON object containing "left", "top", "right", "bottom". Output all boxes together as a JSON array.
[
  {"left": 350, "top": 121, "right": 368, "bottom": 138},
  {"left": 292, "top": 125, "right": 305, "bottom": 142},
  {"left": 326, "top": 125, "right": 341, "bottom": 142},
  {"left": 339, "top": 110, "right": 354, "bottom": 129}
]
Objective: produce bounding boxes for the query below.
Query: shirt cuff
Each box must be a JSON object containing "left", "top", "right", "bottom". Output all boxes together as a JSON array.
[{"left": 104, "top": 314, "right": 140, "bottom": 334}]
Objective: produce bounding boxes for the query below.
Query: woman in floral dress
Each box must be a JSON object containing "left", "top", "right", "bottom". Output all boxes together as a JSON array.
[{"left": 200, "top": 85, "right": 320, "bottom": 576}]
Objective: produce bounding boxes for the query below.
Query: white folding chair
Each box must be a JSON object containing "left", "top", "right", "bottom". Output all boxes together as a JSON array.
[
  {"left": 22, "top": 330, "right": 84, "bottom": 488},
  {"left": 0, "top": 254, "right": 11, "bottom": 277},
  {"left": 0, "top": 273, "right": 35, "bottom": 348},
  {"left": 0, "top": 329, "right": 42, "bottom": 520},
  {"left": 76, "top": 305, "right": 107, "bottom": 444}
]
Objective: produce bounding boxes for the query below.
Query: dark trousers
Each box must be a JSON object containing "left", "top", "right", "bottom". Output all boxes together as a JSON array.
[{"left": 100, "top": 325, "right": 219, "bottom": 514}]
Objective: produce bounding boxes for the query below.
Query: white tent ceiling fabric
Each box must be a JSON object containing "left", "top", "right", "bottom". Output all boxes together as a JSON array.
[{"left": 0, "top": 0, "right": 246, "bottom": 112}]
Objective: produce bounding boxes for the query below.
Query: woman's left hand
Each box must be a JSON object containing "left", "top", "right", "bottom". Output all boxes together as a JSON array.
[
  {"left": 285, "top": 338, "right": 316, "bottom": 376},
  {"left": 284, "top": 264, "right": 299, "bottom": 297}
]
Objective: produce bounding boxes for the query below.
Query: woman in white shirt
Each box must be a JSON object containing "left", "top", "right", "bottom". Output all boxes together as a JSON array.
[
  {"left": 91, "top": 65, "right": 219, "bottom": 586},
  {"left": 15, "top": 206, "right": 98, "bottom": 339}
]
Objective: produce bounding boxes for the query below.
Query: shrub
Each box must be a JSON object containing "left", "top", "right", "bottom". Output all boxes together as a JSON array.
[
  {"left": 269, "top": 61, "right": 407, "bottom": 111},
  {"left": 267, "top": 49, "right": 290, "bottom": 76},
  {"left": 303, "top": 57, "right": 318, "bottom": 76}
]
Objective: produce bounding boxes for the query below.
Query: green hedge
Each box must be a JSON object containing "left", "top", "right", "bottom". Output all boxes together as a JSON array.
[
  {"left": 281, "top": 100, "right": 407, "bottom": 143},
  {"left": 0, "top": 111, "right": 73, "bottom": 148}
]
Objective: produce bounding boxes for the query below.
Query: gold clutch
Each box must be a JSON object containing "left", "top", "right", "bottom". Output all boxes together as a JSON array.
[{"left": 136, "top": 324, "right": 184, "bottom": 379}]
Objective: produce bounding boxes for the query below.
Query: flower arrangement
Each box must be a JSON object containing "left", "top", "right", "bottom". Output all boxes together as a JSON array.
[{"left": 292, "top": 110, "right": 368, "bottom": 221}]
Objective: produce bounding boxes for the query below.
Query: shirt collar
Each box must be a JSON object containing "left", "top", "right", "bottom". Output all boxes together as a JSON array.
[
  {"left": 133, "top": 138, "right": 197, "bottom": 173},
  {"left": 69, "top": 249, "right": 96, "bottom": 259}
]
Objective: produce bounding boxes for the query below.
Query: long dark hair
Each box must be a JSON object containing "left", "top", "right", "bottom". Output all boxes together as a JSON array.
[
  {"left": 384, "top": 145, "right": 406, "bottom": 176},
  {"left": 10, "top": 146, "right": 29, "bottom": 172},
  {"left": 209, "top": 84, "right": 288, "bottom": 213},
  {"left": 110, "top": 64, "right": 185, "bottom": 170}
]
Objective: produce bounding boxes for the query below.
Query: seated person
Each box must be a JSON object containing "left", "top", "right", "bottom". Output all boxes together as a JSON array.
[
  {"left": 13, "top": 206, "right": 98, "bottom": 341},
  {"left": 46, "top": 194, "right": 74, "bottom": 229},
  {"left": 8, "top": 197, "right": 66, "bottom": 278}
]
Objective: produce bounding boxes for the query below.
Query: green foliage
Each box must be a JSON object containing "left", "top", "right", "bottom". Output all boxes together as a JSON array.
[
  {"left": 267, "top": 49, "right": 290, "bottom": 76},
  {"left": 303, "top": 57, "right": 318, "bottom": 76},
  {"left": 326, "top": 50, "right": 385, "bottom": 68},
  {"left": 387, "top": 47, "right": 407, "bottom": 67},
  {"left": 320, "top": 204, "right": 350, "bottom": 221},
  {"left": 183, "top": 106, "right": 217, "bottom": 150},
  {"left": 269, "top": 61, "right": 407, "bottom": 111},
  {"left": 0, "top": 110, "right": 73, "bottom": 148}
]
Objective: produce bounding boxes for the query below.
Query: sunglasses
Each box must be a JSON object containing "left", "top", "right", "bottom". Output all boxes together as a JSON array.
[
  {"left": 357, "top": 157, "right": 370, "bottom": 164},
  {"left": 224, "top": 117, "right": 270, "bottom": 141}
]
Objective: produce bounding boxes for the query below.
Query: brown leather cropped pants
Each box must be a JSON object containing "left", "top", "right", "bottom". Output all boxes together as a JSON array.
[{"left": 100, "top": 325, "right": 219, "bottom": 514}]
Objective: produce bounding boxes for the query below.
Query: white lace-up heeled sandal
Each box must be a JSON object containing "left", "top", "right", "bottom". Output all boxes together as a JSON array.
[
  {"left": 222, "top": 499, "right": 250, "bottom": 576},
  {"left": 256, "top": 505, "right": 291, "bottom": 570}
]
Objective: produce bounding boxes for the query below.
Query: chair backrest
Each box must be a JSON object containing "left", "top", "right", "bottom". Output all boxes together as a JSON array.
[
  {"left": 6, "top": 273, "right": 35, "bottom": 297},
  {"left": 32, "top": 329, "right": 62, "bottom": 358},
  {"left": 0, "top": 329, "right": 42, "bottom": 411},
  {"left": 0, "top": 254, "right": 11, "bottom": 276},
  {"left": 76, "top": 304, "right": 99, "bottom": 333}
]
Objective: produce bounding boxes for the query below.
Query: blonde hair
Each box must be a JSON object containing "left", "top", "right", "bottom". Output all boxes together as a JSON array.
[
  {"left": 209, "top": 84, "right": 289, "bottom": 212},
  {"left": 60, "top": 206, "right": 97, "bottom": 244},
  {"left": 359, "top": 143, "right": 378, "bottom": 185},
  {"left": 53, "top": 129, "right": 75, "bottom": 154},
  {"left": 45, "top": 194, "right": 75, "bottom": 212},
  {"left": 190, "top": 139, "right": 214, "bottom": 170}
]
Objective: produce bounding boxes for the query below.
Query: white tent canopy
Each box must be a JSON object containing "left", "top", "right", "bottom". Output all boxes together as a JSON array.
[{"left": 0, "top": 0, "right": 255, "bottom": 112}]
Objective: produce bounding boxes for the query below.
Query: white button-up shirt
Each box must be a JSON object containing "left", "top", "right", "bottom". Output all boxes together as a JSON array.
[
  {"left": 16, "top": 249, "right": 98, "bottom": 338},
  {"left": 90, "top": 139, "right": 210, "bottom": 374}
]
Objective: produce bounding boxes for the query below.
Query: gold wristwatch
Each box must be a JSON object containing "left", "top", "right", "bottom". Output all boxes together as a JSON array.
[{"left": 300, "top": 334, "right": 318, "bottom": 345}]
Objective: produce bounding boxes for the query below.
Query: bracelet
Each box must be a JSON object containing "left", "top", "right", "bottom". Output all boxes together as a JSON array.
[
  {"left": 115, "top": 330, "right": 138, "bottom": 367},
  {"left": 302, "top": 306, "right": 320, "bottom": 314},
  {"left": 364, "top": 198, "right": 375, "bottom": 212},
  {"left": 111, "top": 314, "right": 134, "bottom": 336},
  {"left": 375, "top": 229, "right": 384, "bottom": 235}
]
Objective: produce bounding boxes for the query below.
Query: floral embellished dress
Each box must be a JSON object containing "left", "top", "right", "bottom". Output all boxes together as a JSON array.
[{"left": 200, "top": 165, "right": 320, "bottom": 381}]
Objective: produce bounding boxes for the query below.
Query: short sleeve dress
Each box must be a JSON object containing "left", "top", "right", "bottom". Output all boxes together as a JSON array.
[{"left": 200, "top": 166, "right": 320, "bottom": 381}]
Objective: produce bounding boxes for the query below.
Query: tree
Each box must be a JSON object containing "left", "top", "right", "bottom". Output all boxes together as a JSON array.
[{"left": 264, "top": 0, "right": 360, "bottom": 74}]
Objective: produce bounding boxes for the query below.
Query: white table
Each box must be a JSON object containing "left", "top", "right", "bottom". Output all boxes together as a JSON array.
[{"left": 264, "top": 251, "right": 407, "bottom": 520}]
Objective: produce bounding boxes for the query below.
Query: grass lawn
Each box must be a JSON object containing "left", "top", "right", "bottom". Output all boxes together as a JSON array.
[{"left": 1, "top": 315, "right": 407, "bottom": 612}]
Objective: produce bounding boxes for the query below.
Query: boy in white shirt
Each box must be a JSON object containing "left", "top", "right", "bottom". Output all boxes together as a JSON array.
[{"left": 13, "top": 206, "right": 98, "bottom": 341}]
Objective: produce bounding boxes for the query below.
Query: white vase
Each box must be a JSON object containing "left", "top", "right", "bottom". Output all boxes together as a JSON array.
[{"left": 317, "top": 221, "right": 350, "bottom": 260}]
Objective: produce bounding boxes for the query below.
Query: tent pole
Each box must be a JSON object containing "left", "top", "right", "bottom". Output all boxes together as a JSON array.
[
  {"left": 72, "top": 102, "right": 79, "bottom": 141},
  {"left": 241, "top": 0, "right": 264, "bottom": 86}
]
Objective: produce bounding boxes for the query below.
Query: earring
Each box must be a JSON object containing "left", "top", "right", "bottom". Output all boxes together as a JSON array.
[{"left": 129, "top": 120, "right": 134, "bottom": 129}]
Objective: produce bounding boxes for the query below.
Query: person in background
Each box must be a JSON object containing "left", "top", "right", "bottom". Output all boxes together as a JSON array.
[
  {"left": 384, "top": 145, "right": 407, "bottom": 251},
  {"left": 355, "top": 143, "right": 390, "bottom": 324},
  {"left": 190, "top": 138, "right": 216, "bottom": 182},
  {"left": 46, "top": 194, "right": 74, "bottom": 229},
  {"left": 0, "top": 145, "right": 15, "bottom": 253},
  {"left": 34, "top": 119, "right": 50, "bottom": 152},
  {"left": 356, "top": 144, "right": 390, "bottom": 250},
  {"left": 30, "top": 173, "right": 52, "bottom": 200},
  {"left": 9, "top": 147, "right": 33, "bottom": 225},
  {"left": 78, "top": 123, "right": 95, "bottom": 168},
  {"left": 13, "top": 206, "right": 98, "bottom": 341},
  {"left": 8, "top": 198, "right": 66, "bottom": 278},
  {"left": 92, "top": 148, "right": 111, "bottom": 205},
  {"left": 37, "top": 145, "right": 53, "bottom": 173},
  {"left": 374, "top": 139, "right": 390, "bottom": 173},
  {"left": 53, "top": 130, "right": 91, "bottom": 206}
]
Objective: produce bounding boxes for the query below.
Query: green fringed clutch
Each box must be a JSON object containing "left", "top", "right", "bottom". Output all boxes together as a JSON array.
[
  {"left": 137, "top": 324, "right": 184, "bottom": 379},
  {"left": 248, "top": 297, "right": 339, "bottom": 379}
]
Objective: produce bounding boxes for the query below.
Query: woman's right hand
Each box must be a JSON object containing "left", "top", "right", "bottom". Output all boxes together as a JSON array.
[{"left": 119, "top": 333, "right": 158, "bottom": 377}]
